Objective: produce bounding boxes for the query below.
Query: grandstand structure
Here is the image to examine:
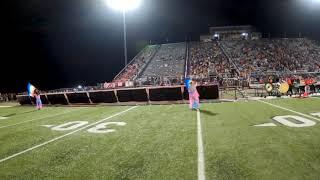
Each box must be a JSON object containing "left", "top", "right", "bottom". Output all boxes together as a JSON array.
[
  {"left": 112, "top": 26, "right": 320, "bottom": 87},
  {"left": 140, "top": 43, "right": 186, "bottom": 78},
  {"left": 113, "top": 45, "right": 160, "bottom": 83}
]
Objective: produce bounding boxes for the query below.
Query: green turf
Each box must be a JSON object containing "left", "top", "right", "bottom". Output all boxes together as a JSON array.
[
  {"left": 0, "top": 105, "right": 197, "bottom": 179},
  {"left": 0, "top": 102, "right": 19, "bottom": 107},
  {"left": 0, "top": 98, "right": 319, "bottom": 179},
  {"left": 202, "top": 99, "right": 320, "bottom": 180}
]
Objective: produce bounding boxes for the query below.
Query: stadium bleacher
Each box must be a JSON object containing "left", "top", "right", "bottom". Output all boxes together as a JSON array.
[
  {"left": 112, "top": 37, "right": 319, "bottom": 87},
  {"left": 188, "top": 41, "right": 236, "bottom": 79},
  {"left": 113, "top": 45, "right": 160, "bottom": 82},
  {"left": 140, "top": 42, "right": 186, "bottom": 78},
  {"left": 220, "top": 38, "right": 320, "bottom": 79}
]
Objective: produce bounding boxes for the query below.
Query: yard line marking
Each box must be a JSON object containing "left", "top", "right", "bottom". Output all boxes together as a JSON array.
[
  {"left": 0, "top": 108, "right": 85, "bottom": 129},
  {"left": 0, "top": 116, "right": 8, "bottom": 120},
  {"left": 254, "top": 123, "right": 277, "bottom": 127},
  {"left": 197, "top": 109, "right": 206, "bottom": 180},
  {"left": 257, "top": 99, "right": 320, "bottom": 122},
  {"left": 0, "top": 106, "right": 137, "bottom": 163},
  {"left": 41, "top": 125, "right": 55, "bottom": 128},
  {"left": 0, "top": 106, "right": 12, "bottom": 108}
]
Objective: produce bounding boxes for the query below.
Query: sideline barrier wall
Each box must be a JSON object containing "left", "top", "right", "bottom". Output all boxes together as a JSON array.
[
  {"left": 17, "top": 96, "right": 32, "bottom": 105},
  {"left": 183, "top": 87, "right": 189, "bottom": 100},
  {"left": 89, "top": 91, "right": 117, "bottom": 103},
  {"left": 117, "top": 89, "right": 148, "bottom": 102},
  {"left": 183, "top": 85, "right": 219, "bottom": 100},
  {"left": 198, "top": 85, "right": 219, "bottom": 99},
  {"left": 47, "top": 94, "right": 69, "bottom": 105},
  {"left": 40, "top": 95, "right": 49, "bottom": 104},
  {"left": 67, "top": 93, "right": 90, "bottom": 104},
  {"left": 17, "top": 85, "right": 220, "bottom": 105},
  {"left": 149, "top": 87, "right": 183, "bottom": 101}
]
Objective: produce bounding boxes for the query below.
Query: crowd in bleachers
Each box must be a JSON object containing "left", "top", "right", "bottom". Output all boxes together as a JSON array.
[
  {"left": 103, "top": 38, "right": 320, "bottom": 89},
  {"left": 189, "top": 42, "right": 236, "bottom": 79},
  {"left": 140, "top": 43, "right": 186, "bottom": 78},
  {"left": 0, "top": 93, "right": 16, "bottom": 102},
  {"left": 221, "top": 38, "right": 320, "bottom": 79},
  {"left": 113, "top": 45, "right": 159, "bottom": 83}
]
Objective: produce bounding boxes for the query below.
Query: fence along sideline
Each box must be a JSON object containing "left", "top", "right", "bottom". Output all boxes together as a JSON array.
[{"left": 17, "top": 85, "right": 219, "bottom": 105}]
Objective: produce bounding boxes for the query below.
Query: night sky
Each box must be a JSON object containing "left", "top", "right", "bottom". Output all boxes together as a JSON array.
[{"left": 2, "top": 0, "right": 320, "bottom": 93}]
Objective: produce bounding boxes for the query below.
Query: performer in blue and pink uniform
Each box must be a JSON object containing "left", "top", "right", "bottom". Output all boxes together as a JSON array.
[
  {"left": 188, "top": 80, "right": 200, "bottom": 110},
  {"left": 34, "top": 89, "right": 43, "bottom": 110}
]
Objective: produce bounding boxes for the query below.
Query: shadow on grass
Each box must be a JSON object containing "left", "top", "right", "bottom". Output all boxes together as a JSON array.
[
  {"left": 200, "top": 109, "right": 218, "bottom": 116},
  {"left": 5, "top": 110, "right": 37, "bottom": 117}
]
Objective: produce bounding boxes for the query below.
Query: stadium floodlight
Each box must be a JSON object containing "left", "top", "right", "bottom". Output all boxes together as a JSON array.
[
  {"left": 105, "top": 0, "right": 142, "bottom": 11},
  {"left": 104, "top": 0, "right": 142, "bottom": 66},
  {"left": 78, "top": 85, "right": 82, "bottom": 89},
  {"left": 241, "top": 33, "right": 248, "bottom": 37}
]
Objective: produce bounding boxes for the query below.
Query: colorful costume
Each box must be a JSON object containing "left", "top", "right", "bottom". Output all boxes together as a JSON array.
[
  {"left": 188, "top": 82, "right": 200, "bottom": 109},
  {"left": 28, "top": 83, "right": 43, "bottom": 110},
  {"left": 35, "top": 94, "right": 42, "bottom": 110}
]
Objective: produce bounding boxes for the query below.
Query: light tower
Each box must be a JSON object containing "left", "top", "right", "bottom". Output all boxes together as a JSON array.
[{"left": 104, "top": 0, "right": 142, "bottom": 66}]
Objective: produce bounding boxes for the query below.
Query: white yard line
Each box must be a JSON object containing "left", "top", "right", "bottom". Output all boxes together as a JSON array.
[
  {"left": 257, "top": 99, "right": 320, "bottom": 122},
  {"left": 0, "top": 116, "right": 9, "bottom": 120},
  {"left": 0, "top": 106, "right": 137, "bottom": 163},
  {"left": 197, "top": 109, "right": 206, "bottom": 180},
  {"left": 0, "top": 108, "right": 85, "bottom": 129},
  {"left": 0, "top": 106, "right": 12, "bottom": 108}
]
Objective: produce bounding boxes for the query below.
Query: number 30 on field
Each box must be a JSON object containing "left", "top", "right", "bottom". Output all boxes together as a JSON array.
[{"left": 50, "top": 121, "right": 126, "bottom": 134}]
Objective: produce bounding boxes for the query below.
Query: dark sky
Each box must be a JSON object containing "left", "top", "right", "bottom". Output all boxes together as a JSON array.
[{"left": 1, "top": 0, "right": 320, "bottom": 93}]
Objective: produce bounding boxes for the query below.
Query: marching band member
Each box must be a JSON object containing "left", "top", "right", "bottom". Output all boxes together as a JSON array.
[
  {"left": 188, "top": 80, "right": 200, "bottom": 110},
  {"left": 28, "top": 83, "right": 43, "bottom": 110},
  {"left": 34, "top": 89, "right": 43, "bottom": 110}
]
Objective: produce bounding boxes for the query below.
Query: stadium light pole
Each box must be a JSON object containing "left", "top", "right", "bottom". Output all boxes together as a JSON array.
[
  {"left": 122, "top": 10, "right": 128, "bottom": 66},
  {"left": 104, "top": 0, "right": 142, "bottom": 66}
]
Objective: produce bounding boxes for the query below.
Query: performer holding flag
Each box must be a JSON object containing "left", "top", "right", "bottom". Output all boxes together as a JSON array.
[
  {"left": 185, "top": 78, "right": 200, "bottom": 110},
  {"left": 35, "top": 89, "right": 42, "bottom": 110},
  {"left": 28, "top": 83, "right": 42, "bottom": 110}
]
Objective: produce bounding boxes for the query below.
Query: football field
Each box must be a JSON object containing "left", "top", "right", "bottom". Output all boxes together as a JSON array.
[{"left": 0, "top": 97, "right": 320, "bottom": 179}]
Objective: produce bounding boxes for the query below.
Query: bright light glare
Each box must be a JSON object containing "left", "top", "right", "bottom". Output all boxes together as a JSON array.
[
  {"left": 105, "top": 0, "right": 142, "bottom": 11},
  {"left": 310, "top": 0, "right": 320, "bottom": 4}
]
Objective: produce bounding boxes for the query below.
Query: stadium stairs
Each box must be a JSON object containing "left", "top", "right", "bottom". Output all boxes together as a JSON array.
[
  {"left": 184, "top": 42, "right": 190, "bottom": 78},
  {"left": 138, "top": 42, "right": 187, "bottom": 78},
  {"left": 113, "top": 45, "right": 148, "bottom": 81},
  {"left": 136, "top": 45, "right": 161, "bottom": 79},
  {"left": 217, "top": 41, "right": 241, "bottom": 75}
]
